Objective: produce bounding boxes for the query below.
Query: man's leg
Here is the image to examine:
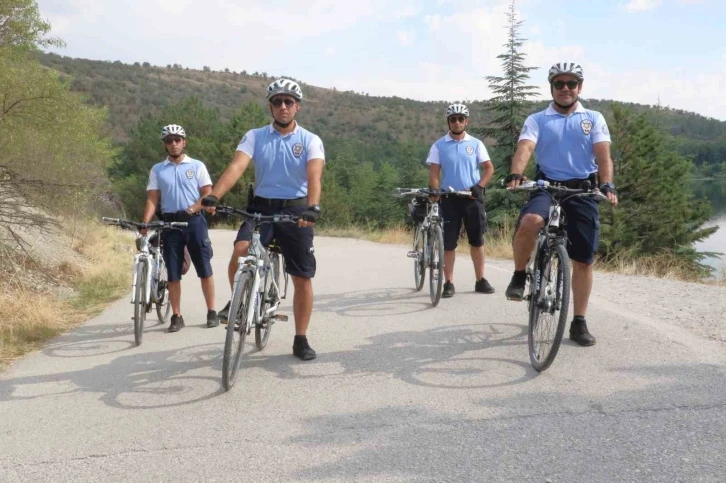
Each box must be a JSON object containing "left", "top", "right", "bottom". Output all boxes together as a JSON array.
[
  {"left": 201, "top": 276, "right": 215, "bottom": 310},
  {"left": 291, "top": 276, "right": 313, "bottom": 336},
  {"left": 470, "top": 245, "right": 485, "bottom": 280},
  {"left": 571, "top": 261, "right": 593, "bottom": 317},
  {"left": 512, "top": 214, "right": 543, "bottom": 270},
  {"left": 169, "top": 281, "right": 181, "bottom": 315},
  {"left": 228, "top": 241, "right": 250, "bottom": 289},
  {"left": 444, "top": 251, "right": 456, "bottom": 282}
]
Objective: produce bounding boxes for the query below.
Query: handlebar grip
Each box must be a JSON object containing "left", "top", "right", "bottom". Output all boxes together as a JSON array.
[
  {"left": 170, "top": 222, "right": 189, "bottom": 227},
  {"left": 102, "top": 217, "right": 120, "bottom": 223}
]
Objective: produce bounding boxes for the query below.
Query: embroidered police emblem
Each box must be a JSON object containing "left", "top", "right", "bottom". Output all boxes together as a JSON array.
[
  {"left": 292, "top": 143, "right": 304, "bottom": 158},
  {"left": 521, "top": 125, "right": 528, "bottom": 134},
  {"left": 466, "top": 145, "right": 474, "bottom": 155},
  {"left": 319, "top": 143, "right": 324, "bottom": 153},
  {"left": 185, "top": 169, "right": 194, "bottom": 179},
  {"left": 581, "top": 120, "right": 593, "bottom": 135},
  {"left": 241, "top": 135, "right": 247, "bottom": 144},
  {"left": 602, "top": 125, "right": 609, "bottom": 135}
]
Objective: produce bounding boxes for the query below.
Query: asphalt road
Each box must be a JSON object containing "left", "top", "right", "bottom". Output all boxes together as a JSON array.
[{"left": 1, "top": 230, "right": 725, "bottom": 482}]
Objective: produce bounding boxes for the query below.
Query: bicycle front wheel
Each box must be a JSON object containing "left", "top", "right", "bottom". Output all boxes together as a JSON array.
[
  {"left": 133, "top": 261, "right": 147, "bottom": 346},
  {"left": 256, "top": 254, "right": 280, "bottom": 350},
  {"left": 428, "top": 224, "right": 444, "bottom": 307},
  {"left": 413, "top": 225, "right": 425, "bottom": 291},
  {"left": 528, "top": 242, "right": 570, "bottom": 372},
  {"left": 155, "top": 259, "right": 171, "bottom": 324},
  {"left": 222, "top": 272, "right": 253, "bottom": 391}
]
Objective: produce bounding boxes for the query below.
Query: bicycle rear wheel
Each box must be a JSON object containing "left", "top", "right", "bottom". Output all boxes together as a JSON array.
[
  {"left": 222, "top": 272, "right": 253, "bottom": 391},
  {"left": 428, "top": 224, "right": 444, "bottom": 307},
  {"left": 133, "top": 261, "right": 147, "bottom": 346},
  {"left": 155, "top": 260, "right": 171, "bottom": 324},
  {"left": 256, "top": 254, "right": 280, "bottom": 350},
  {"left": 412, "top": 225, "right": 425, "bottom": 291},
  {"left": 528, "top": 242, "right": 570, "bottom": 372}
]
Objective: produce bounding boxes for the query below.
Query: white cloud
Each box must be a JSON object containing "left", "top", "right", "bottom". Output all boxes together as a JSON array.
[
  {"left": 621, "top": 0, "right": 662, "bottom": 12},
  {"left": 397, "top": 30, "right": 414, "bottom": 46}
]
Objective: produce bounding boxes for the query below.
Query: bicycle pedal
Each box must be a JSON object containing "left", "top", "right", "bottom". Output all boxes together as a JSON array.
[{"left": 273, "top": 314, "right": 288, "bottom": 322}]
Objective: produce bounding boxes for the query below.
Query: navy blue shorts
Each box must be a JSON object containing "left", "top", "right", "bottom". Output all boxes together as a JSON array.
[
  {"left": 517, "top": 191, "right": 600, "bottom": 264},
  {"left": 440, "top": 197, "right": 488, "bottom": 251},
  {"left": 234, "top": 204, "right": 316, "bottom": 279},
  {"left": 162, "top": 215, "right": 214, "bottom": 282}
]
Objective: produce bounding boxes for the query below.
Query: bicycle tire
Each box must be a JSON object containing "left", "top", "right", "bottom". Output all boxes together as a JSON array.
[
  {"left": 133, "top": 261, "right": 147, "bottom": 346},
  {"left": 222, "top": 271, "right": 253, "bottom": 391},
  {"left": 155, "top": 259, "right": 171, "bottom": 324},
  {"left": 528, "top": 242, "right": 570, "bottom": 372},
  {"left": 429, "top": 224, "right": 445, "bottom": 307},
  {"left": 256, "top": 254, "right": 279, "bottom": 350},
  {"left": 413, "top": 225, "right": 425, "bottom": 291}
]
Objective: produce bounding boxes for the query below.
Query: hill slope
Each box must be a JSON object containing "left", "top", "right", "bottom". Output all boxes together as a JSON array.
[{"left": 39, "top": 52, "right": 726, "bottom": 165}]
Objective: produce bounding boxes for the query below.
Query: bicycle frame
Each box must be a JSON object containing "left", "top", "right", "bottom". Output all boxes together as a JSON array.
[{"left": 130, "top": 231, "right": 164, "bottom": 307}]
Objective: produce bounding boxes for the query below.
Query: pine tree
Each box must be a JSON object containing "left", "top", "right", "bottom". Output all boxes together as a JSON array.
[
  {"left": 602, "top": 103, "right": 717, "bottom": 275},
  {"left": 471, "top": 0, "right": 538, "bottom": 229},
  {"left": 474, "top": 0, "right": 538, "bottom": 174}
]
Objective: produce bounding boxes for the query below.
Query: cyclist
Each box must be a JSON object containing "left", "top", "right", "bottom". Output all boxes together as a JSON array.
[
  {"left": 203, "top": 79, "right": 324, "bottom": 361},
  {"left": 504, "top": 62, "right": 618, "bottom": 346},
  {"left": 426, "top": 103, "right": 495, "bottom": 298},
  {"left": 142, "top": 124, "right": 218, "bottom": 333}
]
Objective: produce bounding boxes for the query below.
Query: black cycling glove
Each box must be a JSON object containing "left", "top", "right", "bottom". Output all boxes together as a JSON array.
[
  {"left": 302, "top": 206, "right": 321, "bottom": 222},
  {"left": 201, "top": 195, "right": 219, "bottom": 207},
  {"left": 470, "top": 184, "right": 485, "bottom": 200}
]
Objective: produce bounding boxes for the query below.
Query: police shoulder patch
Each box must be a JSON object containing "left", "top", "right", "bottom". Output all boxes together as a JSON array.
[
  {"left": 581, "top": 119, "right": 593, "bottom": 135},
  {"left": 292, "top": 143, "right": 304, "bottom": 158}
]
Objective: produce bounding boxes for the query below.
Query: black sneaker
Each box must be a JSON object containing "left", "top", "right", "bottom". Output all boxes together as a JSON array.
[
  {"left": 218, "top": 301, "right": 231, "bottom": 324},
  {"left": 207, "top": 310, "right": 219, "bottom": 328},
  {"left": 168, "top": 314, "right": 185, "bottom": 333},
  {"left": 442, "top": 282, "right": 455, "bottom": 298},
  {"left": 569, "top": 317, "right": 596, "bottom": 346},
  {"left": 474, "top": 278, "right": 495, "bottom": 294},
  {"left": 505, "top": 272, "right": 527, "bottom": 301},
  {"left": 292, "top": 336, "right": 317, "bottom": 361}
]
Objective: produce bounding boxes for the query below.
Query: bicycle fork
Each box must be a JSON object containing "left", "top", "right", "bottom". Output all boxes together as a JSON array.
[{"left": 130, "top": 256, "right": 152, "bottom": 305}]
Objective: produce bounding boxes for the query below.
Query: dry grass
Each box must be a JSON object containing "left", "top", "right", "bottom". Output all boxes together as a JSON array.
[{"left": 0, "top": 219, "right": 133, "bottom": 369}]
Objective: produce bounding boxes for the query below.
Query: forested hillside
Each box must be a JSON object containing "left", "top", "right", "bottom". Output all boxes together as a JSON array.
[{"left": 38, "top": 53, "right": 726, "bottom": 172}]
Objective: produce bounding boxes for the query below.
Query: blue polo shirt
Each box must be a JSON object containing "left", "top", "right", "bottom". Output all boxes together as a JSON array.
[
  {"left": 146, "top": 155, "right": 212, "bottom": 213},
  {"left": 425, "top": 133, "right": 491, "bottom": 191},
  {"left": 237, "top": 122, "right": 325, "bottom": 199},
  {"left": 519, "top": 102, "right": 611, "bottom": 181}
]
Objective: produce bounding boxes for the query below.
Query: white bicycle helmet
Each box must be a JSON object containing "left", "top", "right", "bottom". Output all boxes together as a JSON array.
[
  {"left": 547, "top": 62, "right": 584, "bottom": 83},
  {"left": 446, "top": 103, "right": 469, "bottom": 118},
  {"left": 266, "top": 78, "right": 303, "bottom": 101},
  {"left": 160, "top": 124, "right": 186, "bottom": 139}
]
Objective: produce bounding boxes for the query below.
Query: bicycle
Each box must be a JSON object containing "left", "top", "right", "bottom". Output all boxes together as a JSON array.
[
  {"left": 101, "top": 217, "right": 188, "bottom": 346},
  {"left": 213, "top": 205, "right": 295, "bottom": 391},
  {"left": 507, "top": 180, "right": 606, "bottom": 372},
  {"left": 394, "top": 187, "right": 472, "bottom": 307}
]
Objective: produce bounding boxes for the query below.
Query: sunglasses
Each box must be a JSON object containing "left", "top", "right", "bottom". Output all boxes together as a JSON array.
[
  {"left": 270, "top": 98, "right": 296, "bottom": 108},
  {"left": 164, "top": 137, "right": 184, "bottom": 144},
  {"left": 448, "top": 116, "right": 467, "bottom": 123},
  {"left": 552, "top": 80, "right": 580, "bottom": 90}
]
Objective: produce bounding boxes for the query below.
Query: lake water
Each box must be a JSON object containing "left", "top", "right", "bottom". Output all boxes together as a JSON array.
[{"left": 693, "top": 179, "right": 726, "bottom": 277}]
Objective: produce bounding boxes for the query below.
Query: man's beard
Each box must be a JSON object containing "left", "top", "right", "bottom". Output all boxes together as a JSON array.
[{"left": 274, "top": 118, "right": 294, "bottom": 128}]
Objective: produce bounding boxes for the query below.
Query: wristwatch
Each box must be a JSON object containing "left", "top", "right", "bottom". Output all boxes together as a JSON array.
[
  {"left": 600, "top": 182, "right": 616, "bottom": 190},
  {"left": 309, "top": 204, "right": 321, "bottom": 213}
]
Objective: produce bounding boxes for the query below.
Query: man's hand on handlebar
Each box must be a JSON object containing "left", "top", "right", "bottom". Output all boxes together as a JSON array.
[
  {"left": 504, "top": 173, "right": 526, "bottom": 189},
  {"left": 201, "top": 195, "right": 219, "bottom": 214}
]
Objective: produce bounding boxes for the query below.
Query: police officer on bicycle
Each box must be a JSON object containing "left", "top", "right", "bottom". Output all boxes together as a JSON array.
[
  {"left": 203, "top": 79, "right": 324, "bottom": 361},
  {"left": 427, "top": 103, "right": 495, "bottom": 298},
  {"left": 504, "top": 62, "right": 618, "bottom": 346},
  {"left": 142, "top": 124, "right": 218, "bottom": 333}
]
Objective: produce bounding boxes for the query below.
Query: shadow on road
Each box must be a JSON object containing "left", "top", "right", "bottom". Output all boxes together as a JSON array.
[
  {"left": 312, "top": 287, "right": 432, "bottom": 317},
  {"left": 0, "top": 343, "right": 224, "bottom": 409}
]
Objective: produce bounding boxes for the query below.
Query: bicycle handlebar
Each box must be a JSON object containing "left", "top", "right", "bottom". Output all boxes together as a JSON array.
[
  {"left": 101, "top": 217, "right": 188, "bottom": 231},
  {"left": 214, "top": 205, "right": 300, "bottom": 223},
  {"left": 507, "top": 180, "right": 608, "bottom": 201},
  {"left": 393, "top": 187, "right": 473, "bottom": 198}
]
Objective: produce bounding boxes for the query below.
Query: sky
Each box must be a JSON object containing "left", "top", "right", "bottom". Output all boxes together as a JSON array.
[{"left": 38, "top": 0, "right": 726, "bottom": 121}]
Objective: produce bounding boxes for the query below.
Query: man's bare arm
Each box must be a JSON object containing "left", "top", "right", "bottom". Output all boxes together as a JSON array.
[
  {"left": 306, "top": 159, "right": 324, "bottom": 206},
  {"left": 210, "top": 151, "right": 252, "bottom": 199},
  {"left": 507, "top": 140, "right": 536, "bottom": 187},
  {"left": 143, "top": 190, "right": 160, "bottom": 223}
]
